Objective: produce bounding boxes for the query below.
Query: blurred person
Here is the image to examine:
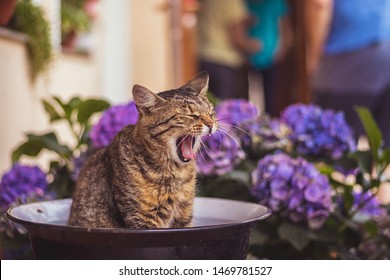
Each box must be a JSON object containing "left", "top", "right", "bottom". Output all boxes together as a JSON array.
[
  {"left": 245, "top": 0, "right": 292, "bottom": 116},
  {"left": 197, "top": 0, "right": 261, "bottom": 100},
  {"left": 306, "top": 0, "right": 390, "bottom": 145}
]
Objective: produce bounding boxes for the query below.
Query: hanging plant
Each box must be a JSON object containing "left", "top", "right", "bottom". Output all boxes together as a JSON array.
[{"left": 9, "top": 0, "right": 53, "bottom": 81}]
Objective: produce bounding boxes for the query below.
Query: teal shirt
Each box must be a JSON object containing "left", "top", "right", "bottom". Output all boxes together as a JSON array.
[{"left": 246, "top": 0, "right": 288, "bottom": 69}]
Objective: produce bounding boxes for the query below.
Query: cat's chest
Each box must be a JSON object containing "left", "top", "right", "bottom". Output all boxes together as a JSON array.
[{"left": 151, "top": 187, "right": 192, "bottom": 226}]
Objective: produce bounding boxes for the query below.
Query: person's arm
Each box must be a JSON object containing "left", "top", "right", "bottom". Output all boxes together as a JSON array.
[
  {"left": 228, "top": 16, "right": 262, "bottom": 54},
  {"left": 304, "top": 0, "right": 333, "bottom": 75}
]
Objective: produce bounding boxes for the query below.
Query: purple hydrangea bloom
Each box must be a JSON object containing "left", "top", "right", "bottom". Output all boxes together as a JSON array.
[
  {"left": 70, "top": 150, "right": 91, "bottom": 181},
  {"left": 196, "top": 100, "right": 252, "bottom": 176},
  {"left": 352, "top": 191, "right": 384, "bottom": 219},
  {"left": 0, "top": 163, "right": 48, "bottom": 211},
  {"left": 90, "top": 101, "right": 138, "bottom": 148},
  {"left": 239, "top": 116, "right": 291, "bottom": 150},
  {"left": 251, "top": 153, "right": 332, "bottom": 229},
  {"left": 216, "top": 99, "right": 259, "bottom": 126},
  {"left": 281, "top": 104, "right": 356, "bottom": 160},
  {"left": 196, "top": 128, "right": 245, "bottom": 176}
]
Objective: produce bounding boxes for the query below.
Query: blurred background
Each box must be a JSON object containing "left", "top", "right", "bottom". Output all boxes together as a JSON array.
[
  {"left": 0, "top": 0, "right": 389, "bottom": 175},
  {"left": 0, "top": 0, "right": 310, "bottom": 174}
]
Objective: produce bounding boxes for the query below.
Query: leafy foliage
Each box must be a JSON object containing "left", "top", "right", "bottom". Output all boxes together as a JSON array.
[
  {"left": 11, "top": 96, "right": 110, "bottom": 198},
  {"left": 198, "top": 103, "right": 390, "bottom": 259},
  {"left": 2, "top": 95, "right": 389, "bottom": 259},
  {"left": 61, "top": 0, "right": 92, "bottom": 35}
]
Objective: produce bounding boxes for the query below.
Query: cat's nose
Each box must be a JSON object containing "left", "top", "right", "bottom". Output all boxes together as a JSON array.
[
  {"left": 201, "top": 115, "right": 216, "bottom": 134},
  {"left": 206, "top": 123, "right": 213, "bottom": 134},
  {"left": 201, "top": 117, "right": 214, "bottom": 132}
]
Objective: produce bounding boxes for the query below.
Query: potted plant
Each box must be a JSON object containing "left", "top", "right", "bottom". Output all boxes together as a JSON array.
[
  {"left": 0, "top": 0, "right": 17, "bottom": 26},
  {"left": 8, "top": 0, "right": 53, "bottom": 80},
  {"left": 61, "top": 0, "right": 96, "bottom": 51}
]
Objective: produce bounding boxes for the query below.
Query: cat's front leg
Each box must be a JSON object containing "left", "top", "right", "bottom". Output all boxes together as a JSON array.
[
  {"left": 122, "top": 213, "right": 162, "bottom": 229},
  {"left": 171, "top": 201, "right": 193, "bottom": 228}
]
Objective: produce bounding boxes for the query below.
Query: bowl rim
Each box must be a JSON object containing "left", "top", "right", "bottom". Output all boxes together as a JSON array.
[{"left": 6, "top": 197, "right": 272, "bottom": 234}]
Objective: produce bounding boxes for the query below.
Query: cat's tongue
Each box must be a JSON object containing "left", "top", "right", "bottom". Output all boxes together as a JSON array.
[{"left": 181, "top": 136, "right": 195, "bottom": 160}]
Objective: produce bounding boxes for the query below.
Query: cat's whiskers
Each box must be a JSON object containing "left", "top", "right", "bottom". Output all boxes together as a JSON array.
[
  {"left": 194, "top": 144, "right": 207, "bottom": 178},
  {"left": 217, "top": 127, "right": 245, "bottom": 158},
  {"left": 195, "top": 137, "right": 214, "bottom": 175},
  {"left": 218, "top": 121, "right": 255, "bottom": 143}
]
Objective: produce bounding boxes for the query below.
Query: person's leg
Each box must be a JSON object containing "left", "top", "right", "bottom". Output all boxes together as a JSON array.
[
  {"left": 261, "top": 62, "right": 283, "bottom": 117},
  {"left": 200, "top": 61, "right": 248, "bottom": 100},
  {"left": 261, "top": 67, "right": 275, "bottom": 116},
  {"left": 199, "top": 61, "right": 224, "bottom": 98},
  {"left": 235, "top": 65, "right": 249, "bottom": 100}
]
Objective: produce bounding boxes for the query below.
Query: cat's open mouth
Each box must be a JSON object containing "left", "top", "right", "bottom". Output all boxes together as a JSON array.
[{"left": 176, "top": 135, "right": 196, "bottom": 163}]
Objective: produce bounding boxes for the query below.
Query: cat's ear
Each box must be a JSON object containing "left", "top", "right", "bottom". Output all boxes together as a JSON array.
[
  {"left": 184, "top": 71, "right": 209, "bottom": 96},
  {"left": 132, "top": 85, "right": 162, "bottom": 110}
]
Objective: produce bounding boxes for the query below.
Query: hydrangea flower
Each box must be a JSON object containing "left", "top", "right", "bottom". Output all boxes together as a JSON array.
[
  {"left": 251, "top": 153, "right": 332, "bottom": 229},
  {"left": 196, "top": 100, "right": 254, "bottom": 176},
  {"left": 239, "top": 116, "right": 291, "bottom": 150},
  {"left": 216, "top": 99, "right": 259, "bottom": 126},
  {"left": 0, "top": 163, "right": 48, "bottom": 212},
  {"left": 89, "top": 101, "right": 138, "bottom": 148},
  {"left": 196, "top": 128, "right": 245, "bottom": 176},
  {"left": 351, "top": 190, "right": 384, "bottom": 221},
  {"left": 70, "top": 150, "right": 91, "bottom": 181},
  {"left": 281, "top": 104, "right": 356, "bottom": 160}
]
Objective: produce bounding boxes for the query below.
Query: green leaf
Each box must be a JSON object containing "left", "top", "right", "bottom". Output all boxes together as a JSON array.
[
  {"left": 11, "top": 132, "right": 72, "bottom": 162},
  {"left": 52, "top": 96, "right": 81, "bottom": 122},
  {"left": 363, "top": 221, "right": 379, "bottom": 237},
  {"left": 250, "top": 228, "right": 270, "bottom": 245},
  {"left": 27, "top": 133, "right": 72, "bottom": 157},
  {"left": 355, "top": 107, "right": 383, "bottom": 161},
  {"left": 12, "top": 140, "right": 47, "bottom": 163},
  {"left": 350, "top": 151, "right": 373, "bottom": 174},
  {"left": 380, "top": 148, "right": 390, "bottom": 166},
  {"left": 197, "top": 176, "right": 253, "bottom": 201},
  {"left": 52, "top": 96, "right": 65, "bottom": 109},
  {"left": 42, "top": 99, "right": 62, "bottom": 122},
  {"left": 68, "top": 96, "right": 82, "bottom": 110},
  {"left": 277, "top": 222, "right": 311, "bottom": 251},
  {"left": 343, "top": 186, "right": 354, "bottom": 213},
  {"left": 48, "top": 164, "right": 75, "bottom": 198},
  {"left": 76, "top": 99, "right": 110, "bottom": 124},
  {"left": 222, "top": 170, "right": 251, "bottom": 185}
]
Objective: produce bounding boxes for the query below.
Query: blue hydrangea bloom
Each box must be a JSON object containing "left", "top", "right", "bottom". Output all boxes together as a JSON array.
[
  {"left": 0, "top": 163, "right": 48, "bottom": 211},
  {"left": 216, "top": 99, "right": 259, "bottom": 126},
  {"left": 239, "top": 116, "right": 291, "bottom": 150},
  {"left": 251, "top": 153, "right": 332, "bottom": 229},
  {"left": 90, "top": 101, "right": 138, "bottom": 148},
  {"left": 70, "top": 150, "right": 90, "bottom": 181},
  {"left": 196, "top": 128, "right": 245, "bottom": 176},
  {"left": 281, "top": 104, "right": 356, "bottom": 160},
  {"left": 352, "top": 191, "right": 384, "bottom": 219},
  {"left": 196, "top": 100, "right": 253, "bottom": 176}
]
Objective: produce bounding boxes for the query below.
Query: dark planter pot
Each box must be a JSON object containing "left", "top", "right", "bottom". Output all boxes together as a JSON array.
[
  {"left": 7, "top": 197, "right": 271, "bottom": 260},
  {"left": 61, "top": 30, "right": 78, "bottom": 51},
  {"left": 0, "top": 0, "right": 17, "bottom": 26}
]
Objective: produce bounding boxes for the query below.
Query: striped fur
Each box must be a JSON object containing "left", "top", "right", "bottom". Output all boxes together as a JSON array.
[{"left": 68, "top": 72, "right": 217, "bottom": 228}]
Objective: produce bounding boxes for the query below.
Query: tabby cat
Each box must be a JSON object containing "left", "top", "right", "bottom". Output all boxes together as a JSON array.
[{"left": 68, "top": 72, "right": 217, "bottom": 228}]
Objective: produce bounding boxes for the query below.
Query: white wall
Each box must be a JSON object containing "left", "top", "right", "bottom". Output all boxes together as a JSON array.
[
  {"left": 129, "top": 0, "right": 174, "bottom": 92},
  {"left": 0, "top": 35, "right": 101, "bottom": 173},
  {"left": 0, "top": 0, "right": 174, "bottom": 174}
]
